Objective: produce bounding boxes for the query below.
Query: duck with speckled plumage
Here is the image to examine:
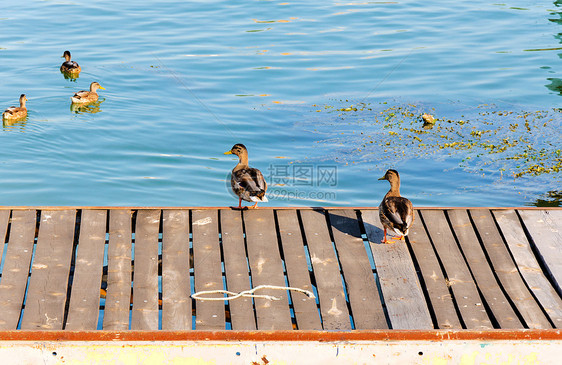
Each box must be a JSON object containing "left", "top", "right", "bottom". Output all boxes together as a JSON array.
[
  {"left": 378, "top": 169, "right": 414, "bottom": 244},
  {"left": 71, "top": 82, "right": 104, "bottom": 104},
  {"left": 60, "top": 50, "right": 81, "bottom": 76},
  {"left": 2, "top": 94, "right": 28, "bottom": 121},
  {"left": 224, "top": 143, "right": 268, "bottom": 209}
]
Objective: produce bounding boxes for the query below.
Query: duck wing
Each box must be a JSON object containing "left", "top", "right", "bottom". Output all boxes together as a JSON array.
[
  {"left": 381, "top": 196, "right": 413, "bottom": 232},
  {"left": 73, "top": 90, "right": 89, "bottom": 99},
  {"left": 233, "top": 168, "right": 267, "bottom": 197},
  {"left": 62, "top": 61, "right": 79, "bottom": 68}
]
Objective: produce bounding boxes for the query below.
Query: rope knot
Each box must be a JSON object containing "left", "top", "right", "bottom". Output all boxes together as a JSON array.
[{"left": 191, "top": 285, "right": 316, "bottom": 301}]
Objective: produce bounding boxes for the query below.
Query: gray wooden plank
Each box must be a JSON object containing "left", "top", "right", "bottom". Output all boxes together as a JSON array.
[
  {"left": 20, "top": 210, "right": 76, "bottom": 330},
  {"left": 131, "top": 209, "right": 161, "bottom": 330},
  {"left": 494, "top": 210, "right": 562, "bottom": 328},
  {"left": 243, "top": 209, "right": 293, "bottom": 330},
  {"left": 420, "top": 210, "right": 492, "bottom": 329},
  {"left": 0, "top": 210, "right": 10, "bottom": 269},
  {"left": 470, "top": 209, "right": 551, "bottom": 329},
  {"left": 361, "top": 209, "right": 433, "bottom": 329},
  {"left": 518, "top": 210, "right": 562, "bottom": 297},
  {"left": 0, "top": 210, "right": 37, "bottom": 329},
  {"left": 65, "top": 210, "right": 107, "bottom": 330},
  {"left": 447, "top": 209, "right": 522, "bottom": 329},
  {"left": 405, "top": 210, "right": 462, "bottom": 329},
  {"left": 328, "top": 209, "right": 388, "bottom": 329},
  {"left": 300, "top": 210, "right": 351, "bottom": 330},
  {"left": 220, "top": 209, "right": 256, "bottom": 330},
  {"left": 161, "top": 209, "right": 191, "bottom": 330},
  {"left": 103, "top": 209, "right": 133, "bottom": 330},
  {"left": 192, "top": 209, "right": 225, "bottom": 330},
  {"left": 276, "top": 210, "right": 322, "bottom": 330}
]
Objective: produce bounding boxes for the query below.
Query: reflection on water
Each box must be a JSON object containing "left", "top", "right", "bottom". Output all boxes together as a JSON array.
[
  {"left": 528, "top": 190, "right": 562, "bottom": 207},
  {"left": 546, "top": 78, "right": 562, "bottom": 94},
  {"left": 2, "top": 116, "right": 28, "bottom": 131},
  {"left": 547, "top": 3, "right": 562, "bottom": 94},
  {"left": 70, "top": 99, "right": 104, "bottom": 114},
  {"left": 61, "top": 71, "right": 79, "bottom": 82}
]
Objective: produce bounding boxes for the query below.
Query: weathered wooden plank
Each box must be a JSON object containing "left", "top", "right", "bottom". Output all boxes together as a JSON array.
[
  {"left": 518, "top": 210, "right": 562, "bottom": 297},
  {"left": 20, "top": 210, "right": 76, "bottom": 330},
  {"left": 299, "top": 210, "right": 351, "bottom": 330},
  {"left": 0, "top": 210, "right": 37, "bottom": 329},
  {"left": 161, "top": 210, "right": 191, "bottom": 330},
  {"left": 420, "top": 210, "right": 492, "bottom": 329},
  {"left": 65, "top": 210, "right": 107, "bottom": 330},
  {"left": 402, "top": 211, "right": 462, "bottom": 329},
  {"left": 192, "top": 209, "right": 225, "bottom": 330},
  {"left": 447, "top": 209, "right": 522, "bottom": 329},
  {"left": 243, "top": 209, "right": 293, "bottom": 330},
  {"left": 276, "top": 210, "right": 322, "bottom": 330},
  {"left": 220, "top": 209, "right": 256, "bottom": 330},
  {"left": 0, "top": 210, "right": 10, "bottom": 269},
  {"left": 328, "top": 209, "right": 387, "bottom": 329},
  {"left": 361, "top": 210, "right": 433, "bottom": 329},
  {"left": 470, "top": 209, "right": 551, "bottom": 329},
  {"left": 494, "top": 210, "right": 562, "bottom": 328},
  {"left": 103, "top": 210, "right": 132, "bottom": 330},
  {"left": 131, "top": 209, "right": 161, "bottom": 330}
]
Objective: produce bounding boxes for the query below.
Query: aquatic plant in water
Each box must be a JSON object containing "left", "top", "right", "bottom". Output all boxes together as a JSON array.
[{"left": 310, "top": 101, "right": 561, "bottom": 179}]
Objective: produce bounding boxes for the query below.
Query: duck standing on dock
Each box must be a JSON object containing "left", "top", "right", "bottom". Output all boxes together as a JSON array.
[
  {"left": 71, "top": 82, "right": 104, "bottom": 104},
  {"left": 378, "top": 169, "right": 414, "bottom": 243},
  {"left": 60, "top": 50, "right": 81, "bottom": 76},
  {"left": 224, "top": 143, "right": 268, "bottom": 209},
  {"left": 2, "top": 94, "right": 28, "bottom": 121}
]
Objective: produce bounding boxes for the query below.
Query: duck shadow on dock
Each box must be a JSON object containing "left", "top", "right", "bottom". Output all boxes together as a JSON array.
[{"left": 321, "top": 209, "right": 385, "bottom": 244}]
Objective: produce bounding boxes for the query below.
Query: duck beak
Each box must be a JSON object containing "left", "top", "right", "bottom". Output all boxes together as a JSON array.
[
  {"left": 98, "top": 86, "right": 105, "bottom": 90},
  {"left": 224, "top": 151, "right": 233, "bottom": 155},
  {"left": 378, "top": 176, "right": 386, "bottom": 180}
]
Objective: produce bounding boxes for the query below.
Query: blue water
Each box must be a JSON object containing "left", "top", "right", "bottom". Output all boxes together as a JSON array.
[{"left": 0, "top": 0, "right": 560, "bottom": 207}]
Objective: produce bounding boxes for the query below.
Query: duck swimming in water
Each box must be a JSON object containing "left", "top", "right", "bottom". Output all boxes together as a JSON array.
[
  {"left": 71, "top": 82, "right": 104, "bottom": 104},
  {"left": 224, "top": 143, "right": 268, "bottom": 209},
  {"left": 60, "top": 50, "right": 81, "bottom": 76},
  {"left": 378, "top": 169, "right": 414, "bottom": 244},
  {"left": 2, "top": 94, "right": 28, "bottom": 121}
]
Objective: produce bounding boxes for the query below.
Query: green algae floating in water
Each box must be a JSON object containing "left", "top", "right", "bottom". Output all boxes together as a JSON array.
[{"left": 312, "top": 101, "right": 562, "bottom": 179}]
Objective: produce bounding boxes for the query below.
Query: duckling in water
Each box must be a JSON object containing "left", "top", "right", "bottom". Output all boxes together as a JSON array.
[
  {"left": 378, "top": 169, "right": 414, "bottom": 243},
  {"left": 2, "top": 94, "right": 28, "bottom": 121},
  {"left": 71, "top": 82, "right": 104, "bottom": 104},
  {"left": 224, "top": 143, "right": 268, "bottom": 209},
  {"left": 60, "top": 50, "right": 81, "bottom": 76}
]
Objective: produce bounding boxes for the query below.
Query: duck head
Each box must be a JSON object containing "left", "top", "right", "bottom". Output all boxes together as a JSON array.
[
  {"left": 19, "top": 94, "right": 27, "bottom": 107},
  {"left": 224, "top": 143, "right": 248, "bottom": 157},
  {"left": 378, "top": 169, "right": 400, "bottom": 183},
  {"left": 224, "top": 143, "right": 249, "bottom": 165},
  {"left": 89, "top": 82, "right": 105, "bottom": 92}
]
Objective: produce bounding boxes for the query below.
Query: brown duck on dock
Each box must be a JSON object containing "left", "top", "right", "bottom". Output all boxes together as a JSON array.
[
  {"left": 60, "top": 50, "right": 81, "bottom": 76},
  {"left": 2, "top": 94, "right": 28, "bottom": 121},
  {"left": 378, "top": 169, "right": 414, "bottom": 243},
  {"left": 224, "top": 143, "right": 268, "bottom": 209}
]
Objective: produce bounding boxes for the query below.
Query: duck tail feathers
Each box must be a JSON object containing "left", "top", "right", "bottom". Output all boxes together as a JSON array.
[
  {"left": 250, "top": 195, "right": 268, "bottom": 202},
  {"left": 393, "top": 225, "right": 409, "bottom": 236}
]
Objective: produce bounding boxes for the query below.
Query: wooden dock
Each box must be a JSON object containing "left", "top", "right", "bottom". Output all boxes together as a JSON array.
[{"left": 0, "top": 207, "right": 560, "bottom": 332}]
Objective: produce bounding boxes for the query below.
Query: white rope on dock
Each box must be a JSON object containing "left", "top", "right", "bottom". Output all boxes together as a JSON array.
[{"left": 191, "top": 284, "right": 316, "bottom": 301}]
